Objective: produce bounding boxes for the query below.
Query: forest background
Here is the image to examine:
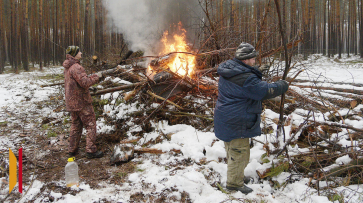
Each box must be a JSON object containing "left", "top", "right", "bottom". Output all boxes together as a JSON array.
[{"left": 1, "top": 0, "right": 363, "bottom": 74}]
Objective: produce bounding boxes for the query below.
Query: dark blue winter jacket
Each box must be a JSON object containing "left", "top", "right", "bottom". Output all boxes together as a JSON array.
[{"left": 214, "top": 58, "right": 288, "bottom": 142}]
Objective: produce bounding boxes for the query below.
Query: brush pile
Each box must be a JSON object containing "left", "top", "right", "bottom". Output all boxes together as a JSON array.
[
  {"left": 40, "top": 51, "right": 363, "bottom": 195},
  {"left": 90, "top": 53, "right": 363, "bottom": 192}
]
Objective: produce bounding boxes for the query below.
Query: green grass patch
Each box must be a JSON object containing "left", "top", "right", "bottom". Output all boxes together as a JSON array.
[
  {"left": 115, "top": 98, "right": 124, "bottom": 106},
  {"left": 267, "top": 162, "right": 289, "bottom": 177},
  {"left": 42, "top": 124, "right": 50, "bottom": 130},
  {"left": 136, "top": 168, "right": 145, "bottom": 172},
  {"left": 63, "top": 116, "right": 71, "bottom": 125},
  {"left": 38, "top": 73, "right": 64, "bottom": 80},
  {"left": 262, "top": 158, "right": 270, "bottom": 163},
  {"left": 116, "top": 172, "right": 128, "bottom": 179},
  {"left": 260, "top": 153, "right": 270, "bottom": 163},
  {"left": 330, "top": 193, "right": 344, "bottom": 203},
  {"left": 302, "top": 157, "right": 314, "bottom": 168},
  {"left": 99, "top": 99, "right": 109, "bottom": 106},
  {"left": 47, "top": 130, "right": 57, "bottom": 138}
]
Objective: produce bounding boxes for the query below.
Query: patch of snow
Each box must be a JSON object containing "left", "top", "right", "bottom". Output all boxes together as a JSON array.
[{"left": 336, "top": 155, "right": 352, "bottom": 165}]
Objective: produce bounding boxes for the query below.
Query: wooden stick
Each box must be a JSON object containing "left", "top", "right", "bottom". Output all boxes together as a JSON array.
[
  {"left": 260, "top": 39, "right": 302, "bottom": 58},
  {"left": 275, "top": 117, "right": 310, "bottom": 158},
  {"left": 194, "top": 67, "right": 217, "bottom": 77},
  {"left": 40, "top": 64, "right": 137, "bottom": 88},
  {"left": 134, "top": 148, "right": 181, "bottom": 154},
  {"left": 165, "top": 111, "right": 214, "bottom": 121},
  {"left": 40, "top": 82, "right": 64, "bottom": 87},
  {"left": 308, "top": 120, "right": 363, "bottom": 133},
  {"left": 91, "top": 82, "right": 145, "bottom": 96},
  {"left": 288, "top": 89, "right": 329, "bottom": 111},
  {"left": 317, "top": 165, "right": 363, "bottom": 181},
  {"left": 292, "top": 85, "right": 363, "bottom": 95},
  {"left": 147, "top": 90, "right": 184, "bottom": 110},
  {"left": 120, "top": 138, "right": 141, "bottom": 144},
  {"left": 288, "top": 69, "right": 304, "bottom": 86}
]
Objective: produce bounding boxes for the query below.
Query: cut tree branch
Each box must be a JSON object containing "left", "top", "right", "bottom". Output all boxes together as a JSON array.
[{"left": 91, "top": 82, "right": 145, "bottom": 96}]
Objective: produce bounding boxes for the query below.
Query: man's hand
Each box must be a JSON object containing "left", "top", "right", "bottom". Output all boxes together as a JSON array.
[
  {"left": 258, "top": 64, "right": 270, "bottom": 73},
  {"left": 89, "top": 86, "right": 98, "bottom": 92},
  {"left": 95, "top": 72, "right": 104, "bottom": 81}
]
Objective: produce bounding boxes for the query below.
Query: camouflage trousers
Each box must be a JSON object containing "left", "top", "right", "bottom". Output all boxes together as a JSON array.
[
  {"left": 68, "top": 104, "right": 97, "bottom": 153},
  {"left": 224, "top": 138, "right": 250, "bottom": 187}
]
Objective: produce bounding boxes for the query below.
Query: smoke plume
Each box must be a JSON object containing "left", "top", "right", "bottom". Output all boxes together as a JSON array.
[{"left": 102, "top": 0, "right": 200, "bottom": 54}]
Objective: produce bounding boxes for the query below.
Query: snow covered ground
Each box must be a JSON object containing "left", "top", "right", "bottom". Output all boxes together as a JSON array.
[{"left": 1, "top": 54, "right": 363, "bottom": 202}]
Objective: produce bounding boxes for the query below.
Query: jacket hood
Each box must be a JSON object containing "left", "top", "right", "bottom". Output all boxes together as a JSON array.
[
  {"left": 63, "top": 54, "right": 79, "bottom": 69},
  {"left": 217, "top": 58, "right": 262, "bottom": 79}
]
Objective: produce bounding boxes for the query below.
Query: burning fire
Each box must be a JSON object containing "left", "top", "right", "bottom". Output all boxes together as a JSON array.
[{"left": 149, "top": 22, "right": 196, "bottom": 77}]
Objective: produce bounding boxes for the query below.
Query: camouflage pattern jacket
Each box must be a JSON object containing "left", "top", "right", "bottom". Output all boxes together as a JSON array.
[{"left": 63, "top": 54, "right": 99, "bottom": 111}]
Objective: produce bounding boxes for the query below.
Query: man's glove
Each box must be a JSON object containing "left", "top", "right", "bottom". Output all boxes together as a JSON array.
[
  {"left": 261, "top": 80, "right": 289, "bottom": 100},
  {"left": 95, "top": 72, "right": 104, "bottom": 81},
  {"left": 258, "top": 64, "right": 270, "bottom": 73},
  {"left": 275, "top": 80, "right": 289, "bottom": 93},
  {"left": 89, "top": 86, "right": 98, "bottom": 92}
]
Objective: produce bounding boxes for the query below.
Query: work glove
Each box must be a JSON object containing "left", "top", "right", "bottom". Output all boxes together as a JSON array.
[
  {"left": 262, "top": 80, "right": 289, "bottom": 100},
  {"left": 89, "top": 86, "right": 98, "bottom": 92},
  {"left": 95, "top": 72, "right": 105, "bottom": 81},
  {"left": 275, "top": 80, "right": 289, "bottom": 93},
  {"left": 258, "top": 64, "right": 270, "bottom": 73}
]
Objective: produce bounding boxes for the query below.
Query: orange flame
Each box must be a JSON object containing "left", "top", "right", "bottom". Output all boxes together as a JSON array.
[{"left": 150, "top": 22, "right": 196, "bottom": 77}]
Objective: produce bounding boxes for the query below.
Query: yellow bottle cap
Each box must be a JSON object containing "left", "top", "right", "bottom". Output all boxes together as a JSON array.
[{"left": 68, "top": 157, "right": 75, "bottom": 162}]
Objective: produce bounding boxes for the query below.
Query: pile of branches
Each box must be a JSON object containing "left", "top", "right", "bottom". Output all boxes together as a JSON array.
[
  {"left": 89, "top": 53, "right": 219, "bottom": 137},
  {"left": 43, "top": 49, "right": 363, "bottom": 194}
]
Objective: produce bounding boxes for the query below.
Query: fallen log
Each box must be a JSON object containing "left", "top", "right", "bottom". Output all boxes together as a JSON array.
[
  {"left": 308, "top": 120, "right": 363, "bottom": 133},
  {"left": 287, "top": 78, "right": 363, "bottom": 88},
  {"left": 317, "top": 162, "right": 363, "bottom": 182},
  {"left": 292, "top": 85, "right": 363, "bottom": 96},
  {"left": 288, "top": 89, "right": 329, "bottom": 111}
]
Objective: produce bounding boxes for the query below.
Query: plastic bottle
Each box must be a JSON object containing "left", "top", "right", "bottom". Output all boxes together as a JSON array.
[{"left": 65, "top": 157, "right": 79, "bottom": 187}]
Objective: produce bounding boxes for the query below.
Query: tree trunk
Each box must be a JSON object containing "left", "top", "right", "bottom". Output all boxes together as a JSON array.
[
  {"left": 10, "top": 0, "right": 19, "bottom": 73},
  {"left": 361, "top": 0, "right": 363, "bottom": 57},
  {"left": 21, "top": 0, "right": 29, "bottom": 71},
  {"left": 39, "top": 0, "right": 43, "bottom": 70},
  {"left": 84, "top": 0, "right": 90, "bottom": 55},
  {"left": 0, "top": 0, "right": 5, "bottom": 73},
  {"left": 337, "top": 0, "right": 342, "bottom": 58}
]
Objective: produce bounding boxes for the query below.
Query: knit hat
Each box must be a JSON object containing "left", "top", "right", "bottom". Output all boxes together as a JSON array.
[
  {"left": 66, "top": 45, "right": 80, "bottom": 57},
  {"left": 235, "top": 42, "right": 258, "bottom": 60}
]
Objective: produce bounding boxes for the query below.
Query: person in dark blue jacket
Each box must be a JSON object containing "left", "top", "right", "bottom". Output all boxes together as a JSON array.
[{"left": 214, "top": 42, "right": 289, "bottom": 194}]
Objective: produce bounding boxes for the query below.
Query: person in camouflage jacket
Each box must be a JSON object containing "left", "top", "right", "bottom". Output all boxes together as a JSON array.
[{"left": 63, "top": 45, "right": 104, "bottom": 159}]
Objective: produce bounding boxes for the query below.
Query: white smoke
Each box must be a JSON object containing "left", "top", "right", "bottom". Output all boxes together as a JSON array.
[{"left": 102, "top": 0, "right": 200, "bottom": 54}]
